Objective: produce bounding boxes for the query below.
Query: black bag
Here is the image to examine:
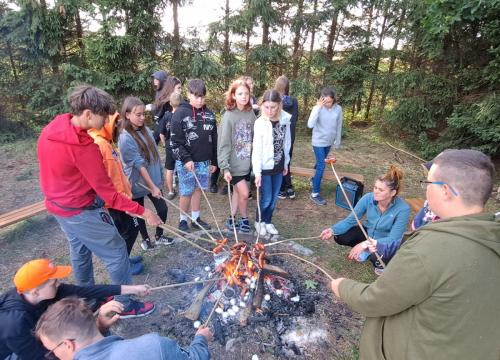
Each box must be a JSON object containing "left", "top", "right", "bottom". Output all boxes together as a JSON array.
[{"left": 335, "top": 177, "right": 364, "bottom": 210}]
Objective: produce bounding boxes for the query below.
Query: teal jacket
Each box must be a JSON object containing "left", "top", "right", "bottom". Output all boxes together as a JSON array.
[{"left": 332, "top": 192, "right": 410, "bottom": 244}]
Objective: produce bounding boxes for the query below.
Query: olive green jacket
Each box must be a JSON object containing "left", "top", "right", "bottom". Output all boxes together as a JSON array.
[{"left": 339, "top": 213, "right": 500, "bottom": 360}]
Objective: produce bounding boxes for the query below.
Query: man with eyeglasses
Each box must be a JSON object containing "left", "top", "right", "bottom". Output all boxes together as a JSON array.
[
  {"left": 0, "top": 259, "right": 151, "bottom": 360},
  {"left": 35, "top": 298, "right": 211, "bottom": 360},
  {"left": 329, "top": 149, "right": 500, "bottom": 360}
]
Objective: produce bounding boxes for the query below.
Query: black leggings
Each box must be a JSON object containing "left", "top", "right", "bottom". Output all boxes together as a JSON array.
[
  {"left": 335, "top": 226, "right": 382, "bottom": 268},
  {"left": 134, "top": 194, "right": 168, "bottom": 240},
  {"left": 108, "top": 208, "right": 139, "bottom": 255}
]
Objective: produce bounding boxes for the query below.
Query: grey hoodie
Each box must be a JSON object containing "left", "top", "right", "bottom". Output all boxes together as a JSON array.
[
  {"left": 74, "top": 333, "right": 210, "bottom": 360},
  {"left": 307, "top": 104, "right": 343, "bottom": 148}
]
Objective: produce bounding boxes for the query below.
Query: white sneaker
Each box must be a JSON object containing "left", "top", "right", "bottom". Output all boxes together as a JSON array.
[
  {"left": 265, "top": 223, "right": 279, "bottom": 235},
  {"left": 255, "top": 221, "right": 267, "bottom": 236}
]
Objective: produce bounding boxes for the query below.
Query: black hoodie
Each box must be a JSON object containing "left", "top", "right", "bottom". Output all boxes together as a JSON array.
[
  {"left": 170, "top": 101, "right": 217, "bottom": 165},
  {"left": 0, "top": 284, "right": 120, "bottom": 360}
]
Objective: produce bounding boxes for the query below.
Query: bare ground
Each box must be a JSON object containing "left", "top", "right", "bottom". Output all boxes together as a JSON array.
[{"left": 0, "top": 128, "right": 498, "bottom": 359}]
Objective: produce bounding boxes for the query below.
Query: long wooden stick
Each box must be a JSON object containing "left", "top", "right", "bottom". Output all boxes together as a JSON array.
[
  {"left": 150, "top": 278, "right": 223, "bottom": 291},
  {"left": 157, "top": 222, "right": 213, "bottom": 254},
  {"left": 268, "top": 252, "right": 334, "bottom": 281},
  {"left": 191, "top": 170, "right": 224, "bottom": 239},
  {"left": 328, "top": 163, "right": 386, "bottom": 269},
  {"left": 161, "top": 222, "right": 218, "bottom": 245},
  {"left": 226, "top": 180, "right": 239, "bottom": 243},
  {"left": 264, "top": 236, "right": 321, "bottom": 247},
  {"left": 385, "top": 142, "right": 426, "bottom": 163},
  {"left": 255, "top": 186, "right": 262, "bottom": 244},
  {"left": 138, "top": 183, "right": 217, "bottom": 242}
]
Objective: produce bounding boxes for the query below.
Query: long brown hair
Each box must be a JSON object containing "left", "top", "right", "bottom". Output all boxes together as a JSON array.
[
  {"left": 378, "top": 165, "right": 404, "bottom": 196},
  {"left": 120, "top": 96, "right": 160, "bottom": 164},
  {"left": 224, "top": 80, "right": 252, "bottom": 111},
  {"left": 155, "top": 76, "right": 181, "bottom": 108}
]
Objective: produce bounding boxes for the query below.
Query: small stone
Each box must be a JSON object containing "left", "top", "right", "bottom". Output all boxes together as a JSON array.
[
  {"left": 264, "top": 294, "right": 271, "bottom": 301},
  {"left": 194, "top": 277, "right": 200, "bottom": 281},
  {"left": 291, "top": 295, "right": 300, "bottom": 302},
  {"left": 230, "top": 298, "right": 236, "bottom": 306},
  {"left": 239, "top": 301, "right": 246, "bottom": 307},
  {"left": 193, "top": 321, "right": 201, "bottom": 329},
  {"left": 250, "top": 283, "right": 256, "bottom": 289},
  {"left": 204, "top": 266, "right": 211, "bottom": 272},
  {"left": 231, "top": 305, "right": 239, "bottom": 312},
  {"left": 222, "top": 312, "right": 229, "bottom": 318},
  {"left": 161, "top": 307, "right": 171, "bottom": 316},
  {"left": 252, "top": 355, "right": 259, "bottom": 360},
  {"left": 215, "top": 307, "right": 224, "bottom": 314},
  {"left": 276, "top": 289, "right": 283, "bottom": 296},
  {"left": 228, "top": 309, "right": 235, "bottom": 316}
]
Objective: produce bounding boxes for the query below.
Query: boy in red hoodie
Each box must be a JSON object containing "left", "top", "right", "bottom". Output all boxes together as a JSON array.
[{"left": 37, "top": 85, "right": 161, "bottom": 317}]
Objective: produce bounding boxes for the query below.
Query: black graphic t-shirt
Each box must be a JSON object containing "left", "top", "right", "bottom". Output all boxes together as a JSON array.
[{"left": 262, "top": 120, "right": 285, "bottom": 175}]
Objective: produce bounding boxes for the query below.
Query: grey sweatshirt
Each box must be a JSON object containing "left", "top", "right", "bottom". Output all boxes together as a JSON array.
[
  {"left": 118, "top": 127, "right": 164, "bottom": 198},
  {"left": 307, "top": 104, "right": 343, "bottom": 148},
  {"left": 217, "top": 108, "right": 256, "bottom": 176}
]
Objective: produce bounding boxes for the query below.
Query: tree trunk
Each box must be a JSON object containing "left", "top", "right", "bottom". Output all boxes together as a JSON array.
[
  {"left": 291, "top": 0, "right": 304, "bottom": 78},
  {"left": 223, "top": 0, "right": 231, "bottom": 87},
  {"left": 380, "top": 6, "right": 406, "bottom": 114},
  {"left": 6, "top": 40, "right": 18, "bottom": 82},
  {"left": 365, "top": 2, "right": 390, "bottom": 121},
  {"left": 262, "top": 21, "right": 269, "bottom": 45},
  {"left": 304, "top": 0, "right": 318, "bottom": 111},
  {"left": 172, "top": 0, "right": 180, "bottom": 61},
  {"left": 325, "top": 9, "right": 339, "bottom": 62},
  {"left": 75, "top": 9, "right": 85, "bottom": 55}
]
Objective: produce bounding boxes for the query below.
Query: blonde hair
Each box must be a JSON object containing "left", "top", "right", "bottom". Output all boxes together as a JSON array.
[{"left": 169, "top": 92, "right": 182, "bottom": 109}]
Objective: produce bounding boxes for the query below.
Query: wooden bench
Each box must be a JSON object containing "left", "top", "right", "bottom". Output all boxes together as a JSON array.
[
  {"left": 405, "top": 198, "right": 425, "bottom": 213},
  {"left": 0, "top": 201, "right": 46, "bottom": 229},
  {"left": 290, "top": 166, "right": 364, "bottom": 183}
]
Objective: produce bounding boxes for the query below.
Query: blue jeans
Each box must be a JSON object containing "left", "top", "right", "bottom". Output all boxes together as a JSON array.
[
  {"left": 312, "top": 146, "right": 331, "bottom": 194},
  {"left": 55, "top": 207, "right": 132, "bottom": 307},
  {"left": 257, "top": 173, "right": 283, "bottom": 223}
]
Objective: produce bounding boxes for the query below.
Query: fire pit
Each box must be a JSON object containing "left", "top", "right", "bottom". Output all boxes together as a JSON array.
[{"left": 113, "top": 229, "right": 363, "bottom": 359}]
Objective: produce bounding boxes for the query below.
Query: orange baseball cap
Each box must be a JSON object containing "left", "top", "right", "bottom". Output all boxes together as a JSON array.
[{"left": 14, "top": 259, "right": 72, "bottom": 293}]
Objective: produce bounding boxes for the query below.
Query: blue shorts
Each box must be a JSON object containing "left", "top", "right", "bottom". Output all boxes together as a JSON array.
[{"left": 176, "top": 160, "right": 210, "bottom": 196}]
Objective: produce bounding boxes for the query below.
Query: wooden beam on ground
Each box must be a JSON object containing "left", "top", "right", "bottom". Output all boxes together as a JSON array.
[
  {"left": 290, "top": 166, "right": 364, "bottom": 183},
  {"left": 405, "top": 198, "right": 425, "bottom": 213},
  {"left": 0, "top": 201, "right": 46, "bottom": 229}
]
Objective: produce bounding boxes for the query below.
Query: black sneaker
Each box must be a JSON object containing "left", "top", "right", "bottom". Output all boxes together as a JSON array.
[
  {"left": 140, "top": 238, "right": 155, "bottom": 250},
  {"left": 192, "top": 217, "right": 211, "bottom": 230},
  {"left": 310, "top": 194, "right": 327, "bottom": 206},
  {"left": 286, "top": 188, "right": 296, "bottom": 199},
  {"left": 224, "top": 217, "right": 239, "bottom": 231},
  {"left": 209, "top": 183, "right": 218, "bottom": 193},
  {"left": 277, "top": 191, "right": 287, "bottom": 199},
  {"left": 120, "top": 299, "right": 155, "bottom": 319},
  {"left": 155, "top": 234, "right": 174, "bottom": 246},
  {"left": 248, "top": 191, "right": 253, "bottom": 200},
  {"left": 179, "top": 220, "right": 189, "bottom": 232},
  {"left": 238, "top": 218, "right": 251, "bottom": 233}
]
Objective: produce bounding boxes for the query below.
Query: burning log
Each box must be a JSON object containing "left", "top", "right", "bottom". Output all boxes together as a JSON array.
[{"left": 183, "top": 281, "right": 215, "bottom": 321}]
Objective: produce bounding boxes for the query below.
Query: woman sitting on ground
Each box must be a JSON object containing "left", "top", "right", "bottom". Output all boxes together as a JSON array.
[{"left": 320, "top": 165, "right": 411, "bottom": 273}]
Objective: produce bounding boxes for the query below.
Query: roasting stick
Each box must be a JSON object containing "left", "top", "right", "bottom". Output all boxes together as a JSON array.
[
  {"left": 226, "top": 180, "right": 239, "bottom": 243},
  {"left": 255, "top": 186, "right": 262, "bottom": 244},
  {"left": 160, "top": 222, "right": 220, "bottom": 247},
  {"left": 150, "top": 278, "right": 223, "bottom": 291},
  {"left": 264, "top": 236, "right": 322, "bottom": 248},
  {"left": 385, "top": 142, "right": 426, "bottom": 162},
  {"left": 191, "top": 170, "right": 224, "bottom": 239},
  {"left": 326, "top": 159, "right": 386, "bottom": 269},
  {"left": 268, "top": 252, "right": 334, "bottom": 281},
  {"left": 202, "top": 253, "right": 244, "bottom": 327},
  {"left": 138, "top": 183, "right": 217, "bottom": 242}
]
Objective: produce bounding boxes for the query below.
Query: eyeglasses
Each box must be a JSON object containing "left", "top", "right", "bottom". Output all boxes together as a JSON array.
[
  {"left": 44, "top": 339, "right": 75, "bottom": 359},
  {"left": 420, "top": 180, "right": 459, "bottom": 196}
]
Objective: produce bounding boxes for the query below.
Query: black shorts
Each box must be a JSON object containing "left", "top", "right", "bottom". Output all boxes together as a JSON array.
[
  {"left": 165, "top": 147, "right": 175, "bottom": 171},
  {"left": 230, "top": 173, "right": 251, "bottom": 186}
]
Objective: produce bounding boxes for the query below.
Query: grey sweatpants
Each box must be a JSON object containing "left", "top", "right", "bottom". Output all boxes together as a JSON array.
[{"left": 55, "top": 208, "right": 132, "bottom": 305}]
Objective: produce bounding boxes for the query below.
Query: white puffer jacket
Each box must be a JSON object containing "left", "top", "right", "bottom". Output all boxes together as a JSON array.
[{"left": 252, "top": 110, "right": 292, "bottom": 177}]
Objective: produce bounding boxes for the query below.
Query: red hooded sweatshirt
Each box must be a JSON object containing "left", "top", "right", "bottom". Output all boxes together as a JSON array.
[{"left": 37, "top": 113, "right": 144, "bottom": 217}]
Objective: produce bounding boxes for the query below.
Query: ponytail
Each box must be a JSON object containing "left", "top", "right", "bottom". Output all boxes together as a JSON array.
[{"left": 378, "top": 165, "right": 403, "bottom": 196}]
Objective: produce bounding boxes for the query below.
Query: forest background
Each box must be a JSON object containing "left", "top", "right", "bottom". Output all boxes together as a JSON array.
[{"left": 0, "top": 0, "right": 498, "bottom": 158}]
